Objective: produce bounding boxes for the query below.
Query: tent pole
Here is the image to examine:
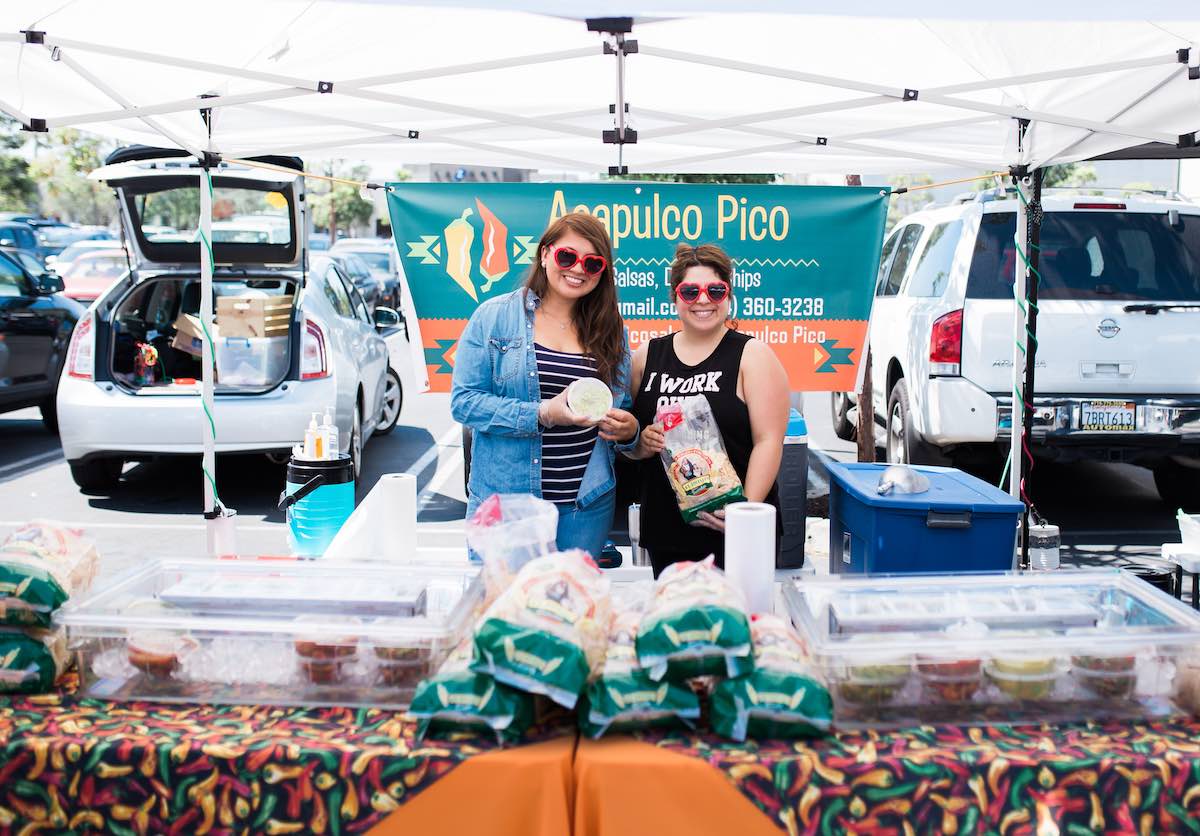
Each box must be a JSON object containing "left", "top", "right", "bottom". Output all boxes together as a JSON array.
[
  {"left": 1007, "top": 123, "right": 1030, "bottom": 518},
  {"left": 1020, "top": 167, "right": 1046, "bottom": 570},
  {"left": 199, "top": 160, "right": 216, "bottom": 523}
]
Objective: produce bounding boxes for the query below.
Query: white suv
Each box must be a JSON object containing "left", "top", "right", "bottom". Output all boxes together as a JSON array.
[{"left": 833, "top": 188, "right": 1200, "bottom": 506}]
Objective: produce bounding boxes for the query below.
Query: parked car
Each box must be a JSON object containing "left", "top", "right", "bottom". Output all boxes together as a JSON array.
[
  {"left": 331, "top": 238, "right": 402, "bottom": 309},
  {"left": 60, "top": 249, "right": 130, "bottom": 304},
  {"left": 0, "top": 222, "right": 43, "bottom": 259},
  {"left": 0, "top": 246, "right": 48, "bottom": 277},
  {"left": 307, "top": 235, "right": 331, "bottom": 252},
  {"left": 326, "top": 250, "right": 384, "bottom": 310},
  {"left": 57, "top": 147, "right": 404, "bottom": 491},
  {"left": 834, "top": 188, "right": 1200, "bottom": 505},
  {"left": 38, "top": 225, "right": 115, "bottom": 259},
  {"left": 47, "top": 239, "right": 124, "bottom": 270},
  {"left": 0, "top": 249, "right": 85, "bottom": 431}
]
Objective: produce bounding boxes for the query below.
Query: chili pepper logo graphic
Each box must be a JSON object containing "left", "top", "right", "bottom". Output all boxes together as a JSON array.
[
  {"left": 443, "top": 208, "right": 478, "bottom": 302},
  {"left": 475, "top": 198, "right": 510, "bottom": 293},
  {"left": 404, "top": 200, "right": 538, "bottom": 302}
]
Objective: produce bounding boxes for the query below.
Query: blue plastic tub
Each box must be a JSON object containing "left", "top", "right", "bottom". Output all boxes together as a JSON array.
[{"left": 827, "top": 463, "right": 1022, "bottom": 575}]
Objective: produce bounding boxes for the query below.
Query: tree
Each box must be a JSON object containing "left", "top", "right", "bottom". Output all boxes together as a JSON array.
[
  {"left": 1041, "top": 162, "right": 1097, "bottom": 189},
  {"left": 29, "top": 129, "right": 116, "bottom": 225},
  {"left": 309, "top": 161, "right": 374, "bottom": 242},
  {"left": 886, "top": 173, "right": 934, "bottom": 230},
  {"left": 0, "top": 117, "right": 38, "bottom": 213}
]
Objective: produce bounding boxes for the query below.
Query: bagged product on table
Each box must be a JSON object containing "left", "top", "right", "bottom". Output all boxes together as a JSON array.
[
  {"left": 472, "top": 550, "right": 610, "bottom": 709},
  {"left": 657, "top": 398, "right": 745, "bottom": 524},
  {"left": 0, "top": 520, "right": 99, "bottom": 627},
  {"left": 465, "top": 494, "right": 559, "bottom": 603},
  {"left": 710, "top": 614, "right": 832, "bottom": 741},
  {"left": 637, "top": 556, "right": 754, "bottom": 681},
  {"left": 0, "top": 626, "right": 69, "bottom": 693},
  {"left": 581, "top": 586, "right": 700, "bottom": 739},
  {"left": 409, "top": 638, "right": 534, "bottom": 744}
]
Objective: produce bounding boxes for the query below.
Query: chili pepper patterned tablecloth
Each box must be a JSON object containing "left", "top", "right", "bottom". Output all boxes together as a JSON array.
[
  {"left": 0, "top": 674, "right": 532, "bottom": 835},
  {"left": 645, "top": 719, "right": 1200, "bottom": 835}
]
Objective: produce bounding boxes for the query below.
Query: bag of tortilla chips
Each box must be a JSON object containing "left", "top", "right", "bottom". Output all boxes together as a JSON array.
[
  {"left": 581, "top": 590, "right": 700, "bottom": 739},
  {"left": 0, "top": 521, "right": 99, "bottom": 627},
  {"left": 410, "top": 638, "right": 533, "bottom": 744},
  {"left": 472, "top": 550, "right": 610, "bottom": 709},
  {"left": 637, "top": 556, "right": 754, "bottom": 681},
  {"left": 0, "top": 626, "right": 69, "bottom": 694},
  {"left": 710, "top": 614, "right": 832, "bottom": 741},
  {"left": 657, "top": 397, "right": 745, "bottom": 525}
]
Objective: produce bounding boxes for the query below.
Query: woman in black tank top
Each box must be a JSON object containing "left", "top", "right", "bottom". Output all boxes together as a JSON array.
[{"left": 626, "top": 244, "right": 790, "bottom": 577}]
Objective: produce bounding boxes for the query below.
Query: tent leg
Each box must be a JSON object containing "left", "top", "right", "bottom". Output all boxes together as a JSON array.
[{"left": 1019, "top": 169, "right": 1045, "bottom": 570}]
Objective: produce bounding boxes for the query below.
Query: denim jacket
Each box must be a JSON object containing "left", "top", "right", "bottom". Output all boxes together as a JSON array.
[{"left": 451, "top": 288, "right": 638, "bottom": 510}]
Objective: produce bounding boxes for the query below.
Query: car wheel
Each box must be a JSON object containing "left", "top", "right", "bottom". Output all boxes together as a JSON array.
[
  {"left": 831, "top": 391, "right": 856, "bottom": 441},
  {"left": 350, "top": 404, "right": 363, "bottom": 482},
  {"left": 1153, "top": 460, "right": 1200, "bottom": 510},
  {"left": 375, "top": 368, "right": 402, "bottom": 435},
  {"left": 887, "top": 379, "right": 950, "bottom": 467},
  {"left": 69, "top": 458, "right": 123, "bottom": 492},
  {"left": 40, "top": 396, "right": 58, "bottom": 434}
]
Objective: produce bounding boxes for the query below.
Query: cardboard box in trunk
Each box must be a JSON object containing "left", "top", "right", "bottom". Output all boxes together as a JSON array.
[
  {"left": 171, "top": 313, "right": 216, "bottom": 357},
  {"left": 217, "top": 295, "right": 293, "bottom": 339}
]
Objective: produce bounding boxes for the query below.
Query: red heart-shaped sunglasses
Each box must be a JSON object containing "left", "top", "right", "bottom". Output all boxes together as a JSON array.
[
  {"left": 675, "top": 280, "right": 730, "bottom": 305},
  {"left": 550, "top": 246, "right": 608, "bottom": 277}
]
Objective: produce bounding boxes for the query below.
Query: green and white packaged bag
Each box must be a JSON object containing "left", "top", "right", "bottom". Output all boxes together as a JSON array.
[
  {"left": 637, "top": 557, "right": 754, "bottom": 681},
  {"left": 410, "top": 639, "right": 533, "bottom": 744},
  {"left": 0, "top": 626, "right": 69, "bottom": 694},
  {"left": 471, "top": 551, "right": 610, "bottom": 709},
  {"left": 582, "top": 594, "right": 700, "bottom": 739},
  {"left": 710, "top": 614, "right": 832, "bottom": 741}
]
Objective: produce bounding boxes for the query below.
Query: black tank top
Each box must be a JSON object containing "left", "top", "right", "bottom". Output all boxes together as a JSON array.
[{"left": 632, "top": 329, "right": 781, "bottom": 554}]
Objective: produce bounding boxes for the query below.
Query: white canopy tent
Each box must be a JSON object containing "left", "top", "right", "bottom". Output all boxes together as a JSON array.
[{"left": 2, "top": 1, "right": 1198, "bottom": 555}]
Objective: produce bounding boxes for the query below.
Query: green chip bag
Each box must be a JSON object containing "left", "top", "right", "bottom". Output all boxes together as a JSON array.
[
  {"left": 0, "top": 626, "right": 69, "bottom": 694},
  {"left": 582, "top": 603, "right": 700, "bottom": 739},
  {"left": 710, "top": 614, "right": 832, "bottom": 741},
  {"left": 0, "top": 521, "right": 98, "bottom": 628},
  {"left": 410, "top": 639, "right": 533, "bottom": 744},
  {"left": 471, "top": 551, "right": 610, "bottom": 709},
  {"left": 637, "top": 557, "right": 753, "bottom": 681}
]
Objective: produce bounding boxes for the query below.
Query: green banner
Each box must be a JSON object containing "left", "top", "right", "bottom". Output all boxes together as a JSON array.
[{"left": 386, "top": 183, "right": 888, "bottom": 392}]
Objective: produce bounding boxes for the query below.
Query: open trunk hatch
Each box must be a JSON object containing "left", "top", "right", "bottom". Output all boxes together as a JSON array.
[
  {"left": 90, "top": 147, "right": 305, "bottom": 272},
  {"left": 110, "top": 275, "right": 298, "bottom": 394}
]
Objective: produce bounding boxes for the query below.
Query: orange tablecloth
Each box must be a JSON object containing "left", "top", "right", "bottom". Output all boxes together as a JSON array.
[
  {"left": 573, "top": 737, "right": 779, "bottom": 836},
  {"left": 370, "top": 736, "right": 575, "bottom": 836}
]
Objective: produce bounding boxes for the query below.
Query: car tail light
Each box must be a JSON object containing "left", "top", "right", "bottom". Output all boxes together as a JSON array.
[
  {"left": 300, "top": 317, "right": 330, "bottom": 380},
  {"left": 66, "top": 314, "right": 95, "bottom": 380},
  {"left": 1073, "top": 202, "right": 1126, "bottom": 210},
  {"left": 929, "top": 309, "right": 962, "bottom": 376}
]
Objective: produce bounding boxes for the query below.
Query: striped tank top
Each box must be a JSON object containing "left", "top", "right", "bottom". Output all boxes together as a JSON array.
[{"left": 535, "top": 343, "right": 600, "bottom": 505}]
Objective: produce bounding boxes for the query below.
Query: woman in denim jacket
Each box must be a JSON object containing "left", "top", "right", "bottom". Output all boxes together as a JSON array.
[{"left": 451, "top": 213, "right": 640, "bottom": 557}]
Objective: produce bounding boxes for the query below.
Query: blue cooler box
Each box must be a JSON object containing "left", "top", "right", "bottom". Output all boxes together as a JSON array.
[{"left": 828, "top": 463, "right": 1022, "bottom": 574}]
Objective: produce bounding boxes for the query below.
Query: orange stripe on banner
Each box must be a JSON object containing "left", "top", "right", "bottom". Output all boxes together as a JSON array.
[{"left": 416, "top": 317, "right": 869, "bottom": 394}]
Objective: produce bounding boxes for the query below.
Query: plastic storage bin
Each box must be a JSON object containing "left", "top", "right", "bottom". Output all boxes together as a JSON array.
[
  {"left": 215, "top": 335, "right": 288, "bottom": 386},
  {"left": 828, "top": 462, "right": 1022, "bottom": 574},
  {"left": 783, "top": 569, "right": 1200, "bottom": 729},
  {"left": 55, "top": 559, "right": 481, "bottom": 710}
]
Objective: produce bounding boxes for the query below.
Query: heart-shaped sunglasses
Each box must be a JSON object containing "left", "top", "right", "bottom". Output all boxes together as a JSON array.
[
  {"left": 550, "top": 246, "right": 607, "bottom": 277},
  {"left": 675, "top": 280, "right": 730, "bottom": 304}
]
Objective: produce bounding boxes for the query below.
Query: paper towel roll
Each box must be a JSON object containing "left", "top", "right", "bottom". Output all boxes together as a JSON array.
[
  {"left": 378, "top": 472, "right": 417, "bottom": 560},
  {"left": 323, "top": 472, "right": 417, "bottom": 560},
  {"left": 724, "top": 502, "right": 776, "bottom": 614}
]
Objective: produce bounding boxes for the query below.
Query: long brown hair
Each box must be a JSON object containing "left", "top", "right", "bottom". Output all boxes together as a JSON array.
[{"left": 524, "top": 213, "right": 625, "bottom": 386}]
